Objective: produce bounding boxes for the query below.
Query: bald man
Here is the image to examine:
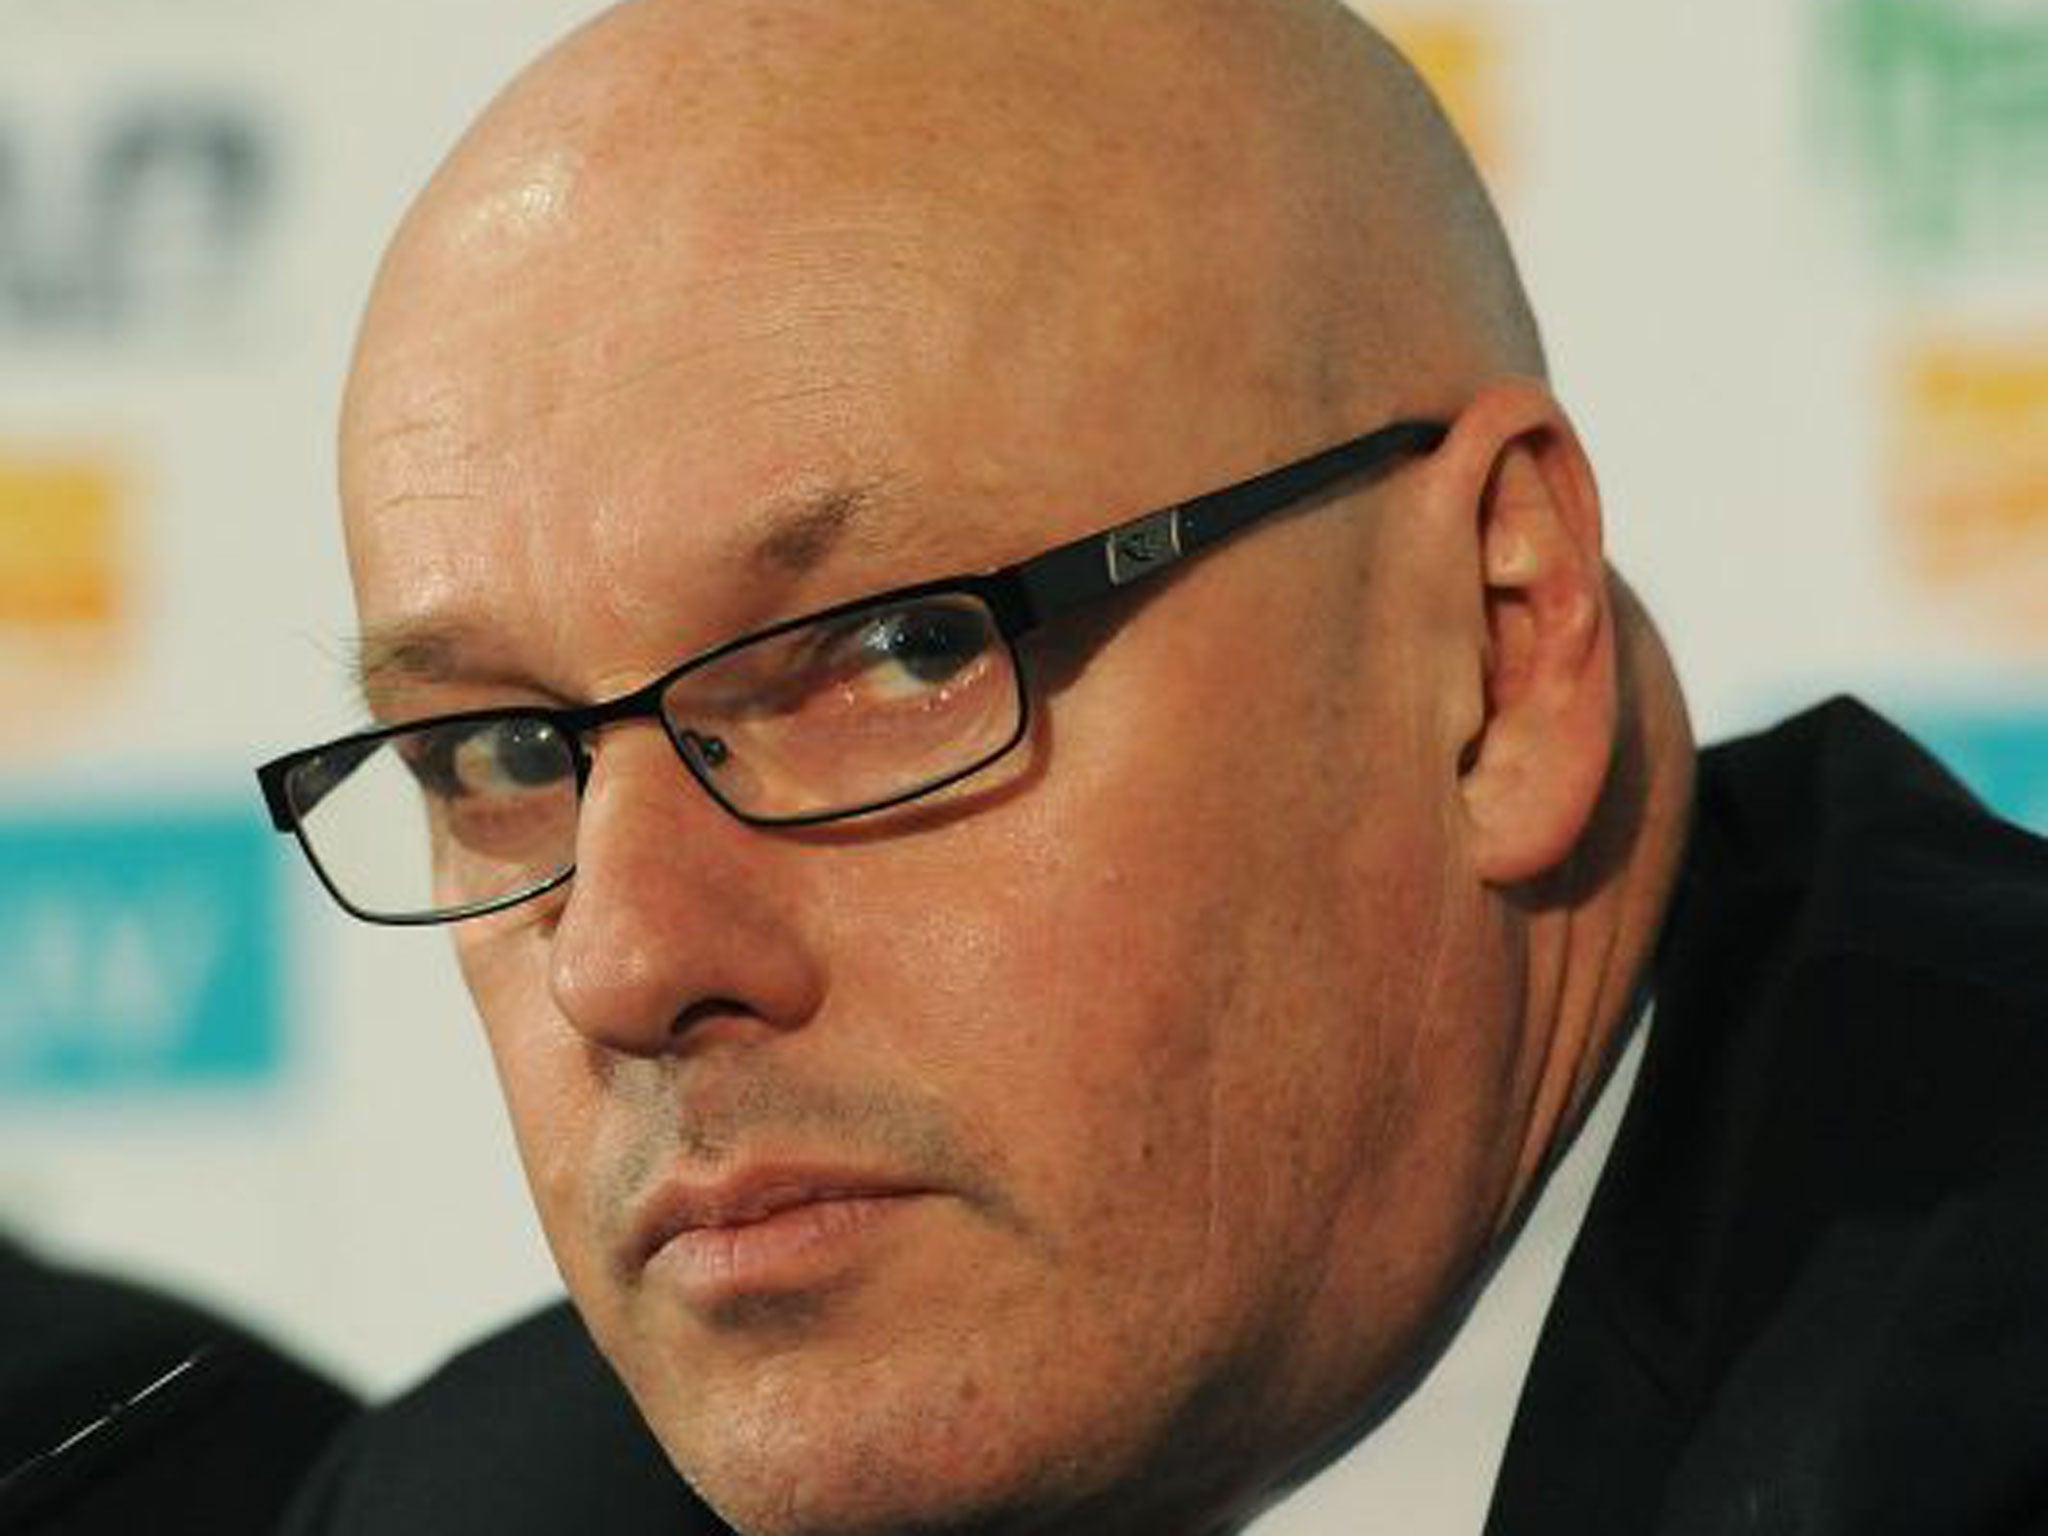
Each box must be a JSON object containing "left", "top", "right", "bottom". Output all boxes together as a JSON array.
[{"left": 263, "top": 2, "right": 2048, "bottom": 1533}]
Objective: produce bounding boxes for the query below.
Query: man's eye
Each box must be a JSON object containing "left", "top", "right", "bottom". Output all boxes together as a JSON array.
[
  {"left": 853, "top": 603, "right": 993, "bottom": 690},
  {"left": 405, "top": 718, "right": 571, "bottom": 799}
]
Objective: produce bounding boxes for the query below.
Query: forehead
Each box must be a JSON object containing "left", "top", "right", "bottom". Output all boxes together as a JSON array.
[
  {"left": 345, "top": 215, "right": 1029, "bottom": 695},
  {"left": 337, "top": 16, "right": 1334, "bottom": 707},
  {"left": 344, "top": 242, "right": 1262, "bottom": 707}
]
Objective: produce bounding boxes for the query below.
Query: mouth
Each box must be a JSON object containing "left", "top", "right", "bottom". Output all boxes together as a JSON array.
[{"left": 630, "top": 1165, "right": 937, "bottom": 1305}]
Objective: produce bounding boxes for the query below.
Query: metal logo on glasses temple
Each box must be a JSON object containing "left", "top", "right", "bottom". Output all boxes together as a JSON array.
[{"left": 1104, "top": 507, "right": 1185, "bottom": 587}]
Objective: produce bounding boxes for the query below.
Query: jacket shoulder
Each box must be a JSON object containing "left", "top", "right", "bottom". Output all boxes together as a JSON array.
[
  {"left": 1494, "top": 700, "right": 2048, "bottom": 1534},
  {"left": 281, "top": 1301, "right": 726, "bottom": 1534},
  {"left": 1688, "top": 696, "right": 2048, "bottom": 1009},
  {"left": 0, "top": 1238, "right": 354, "bottom": 1535}
]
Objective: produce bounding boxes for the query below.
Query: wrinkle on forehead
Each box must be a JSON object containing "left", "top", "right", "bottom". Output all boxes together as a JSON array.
[
  {"left": 349, "top": 467, "right": 931, "bottom": 716},
  {"left": 341, "top": 0, "right": 1546, "bottom": 698},
  {"left": 348, "top": 221, "right": 970, "bottom": 464}
]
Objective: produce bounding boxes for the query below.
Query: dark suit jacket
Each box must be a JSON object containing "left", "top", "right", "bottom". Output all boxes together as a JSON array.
[
  {"left": 282, "top": 699, "right": 2048, "bottom": 1535},
  {"left": 1488, "top": 699, "right": 2048, "bottom": 1535},
  {"left": 0, "top": 1238, "right": 355, "bottom": 1534}
]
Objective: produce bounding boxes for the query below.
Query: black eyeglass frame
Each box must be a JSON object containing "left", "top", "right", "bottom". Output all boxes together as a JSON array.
[{"left": 257, "top": 417, "right": 1448, "bottom": 925}]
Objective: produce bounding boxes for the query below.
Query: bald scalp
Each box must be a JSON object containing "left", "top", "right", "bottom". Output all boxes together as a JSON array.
[{"left": 354, "top": 0, "right": 1541, "bottom": 456}]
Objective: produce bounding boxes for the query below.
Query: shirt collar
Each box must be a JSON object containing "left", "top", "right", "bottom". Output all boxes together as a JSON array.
[{"left": 1243, "top": 1001, "right": 1653, "bottom": 1536}]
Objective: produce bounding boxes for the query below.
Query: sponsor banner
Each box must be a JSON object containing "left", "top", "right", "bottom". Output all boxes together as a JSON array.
[
  {"left": 1889, "top": 337, "right": 2048, "bottom": 649},
  {"left": 1908, "top": 710, "right": 2048, "bottom": 833},
  {"left": 0, "top": 91, "right": 282, "bottom": 349},
  {"left": 1818, "top": 0, "right": 2048, "bottom": 270},
  {"left": 0, "top": 801, "right": 288, "bottom": 1096},
  {"left": 0, "top": 446, "right": 130, "bottom": 750}
]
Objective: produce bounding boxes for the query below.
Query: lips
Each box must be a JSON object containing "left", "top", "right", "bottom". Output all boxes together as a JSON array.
[{"left": 627, "top": 1164, "right": 935, "bottom": 1296}]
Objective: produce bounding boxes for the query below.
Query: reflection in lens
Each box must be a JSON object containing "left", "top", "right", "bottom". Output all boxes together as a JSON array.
[
  {"left": 290, "top": 721, "right": 577, "bottom": 923},
  {"left": 664, "top": 593, "right": 1022, "bottom": 820}
]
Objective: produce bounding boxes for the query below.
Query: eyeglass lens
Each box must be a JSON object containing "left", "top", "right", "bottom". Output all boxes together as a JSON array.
[{"left": 285, "top": 591, "right": 1024, "bottom": 922}]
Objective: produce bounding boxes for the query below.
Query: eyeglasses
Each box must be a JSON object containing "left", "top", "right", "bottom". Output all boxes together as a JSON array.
[{"left": 256, "top": 418, "right": 1447, "bottom": 925}]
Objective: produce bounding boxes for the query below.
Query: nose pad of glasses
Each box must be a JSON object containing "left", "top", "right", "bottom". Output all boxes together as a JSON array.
[
  {"left": 675, "top": 728, "right": 730, "bottom": 770},
  {"left": 667, "top": 725, "right": 751, "bottom": 815},
  {"left": 690, "top": 731, "right": 730, "bottom": 769}
]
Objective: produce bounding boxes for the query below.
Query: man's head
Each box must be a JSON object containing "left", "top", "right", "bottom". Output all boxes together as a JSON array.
[{"left": 335, "top": 1, "right": 1690, "bottom": 1531}]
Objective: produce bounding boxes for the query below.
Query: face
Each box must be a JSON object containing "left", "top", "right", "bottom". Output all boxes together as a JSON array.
[{"left": 340, "top": 98, "right": 1520, "bottom": 1536}]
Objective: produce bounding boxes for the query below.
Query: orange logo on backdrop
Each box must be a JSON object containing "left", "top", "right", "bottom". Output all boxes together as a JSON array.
[
  {"left": 1376, "top": 8, "right": 1508, "bottom": 178},
  {"left": 0, "top": 452, "right": 128, "bottom": 742},
  {"left": 1892, "top": 342, "right": 2048, "bottom": 648}
]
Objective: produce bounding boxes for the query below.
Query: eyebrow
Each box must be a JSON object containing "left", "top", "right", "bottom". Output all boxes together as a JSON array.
[
  {"left": 745, "top": 482, "right": 876, "bottom": 576},
  {"left": 349, "top": 480, "right": 898, "bottom": 711},
  {"left": 349, "top": 622, "right": 487, "bottom": 711}
]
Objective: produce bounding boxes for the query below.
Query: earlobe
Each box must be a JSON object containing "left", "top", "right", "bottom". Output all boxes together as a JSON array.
[{"left": 1448, "top": 387, "right": 1617, "bottom": 887}]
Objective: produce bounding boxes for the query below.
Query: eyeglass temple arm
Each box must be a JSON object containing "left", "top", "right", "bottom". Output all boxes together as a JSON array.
[{"left": 1012, "top": 419, "right": 1448, "bottom": 625}]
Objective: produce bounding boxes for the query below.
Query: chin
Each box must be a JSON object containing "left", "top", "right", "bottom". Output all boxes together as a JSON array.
[
  {"left": 626, "top": 1325, "right": 1239, "bottom": 1536},
  {"left": 661, "top": 1391, "right": 1090, "bottom": 1536}
]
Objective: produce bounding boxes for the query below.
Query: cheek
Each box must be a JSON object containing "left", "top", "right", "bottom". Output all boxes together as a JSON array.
[
  {"left": 449, "top": 920, "right": 599, "bottom": 1252},
  {"left": 841, "top": 742, "right": 1398, "bottom": 1321},
  {"left": 824, "top": 833, "right": 1197, "bottom": 1272}
]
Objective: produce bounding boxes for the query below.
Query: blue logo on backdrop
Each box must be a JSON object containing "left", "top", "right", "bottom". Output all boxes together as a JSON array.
[
  {"left": 0, "top": 804, "right": 285, "bottom": 1095},
  {"left": 1908, "top": 711, "right": 2048, "bottom": 835}
]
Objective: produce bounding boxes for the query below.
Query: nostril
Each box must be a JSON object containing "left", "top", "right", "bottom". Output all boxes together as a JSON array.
[{"left": 670, "top": 997, "right": 752, "bottom": 1038}]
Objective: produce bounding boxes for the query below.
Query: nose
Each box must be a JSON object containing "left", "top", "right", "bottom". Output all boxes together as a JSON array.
[{"left": 547, "top": 729, "right": 825, "bottom": 1056}]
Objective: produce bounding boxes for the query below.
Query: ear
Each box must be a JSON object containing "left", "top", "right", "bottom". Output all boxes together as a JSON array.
[{"left": 1443, "top": 382, "right": 1617, "bottom": 886}]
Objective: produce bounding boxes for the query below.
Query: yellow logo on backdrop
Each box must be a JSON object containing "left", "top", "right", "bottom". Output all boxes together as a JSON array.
[
  {"left": 0, "top": 452, "right": 128, "bottom": 739},
  {"left": 1892, "top": 341, "right": 2048, "bottom": 647},
  {"left": 1376, "top": 8, "right": 1508, "bottom": 178}
]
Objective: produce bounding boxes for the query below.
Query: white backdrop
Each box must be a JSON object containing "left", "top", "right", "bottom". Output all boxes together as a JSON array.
[{"left": 0, "top": 0, "right": 2041, "bottom": 1400}]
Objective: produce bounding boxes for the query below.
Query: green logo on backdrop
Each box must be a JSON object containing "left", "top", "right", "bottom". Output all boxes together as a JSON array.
[{"left": 1821, "top": 0, "right": 2048, "bottom": 266}]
